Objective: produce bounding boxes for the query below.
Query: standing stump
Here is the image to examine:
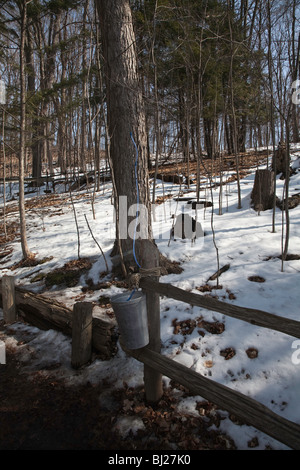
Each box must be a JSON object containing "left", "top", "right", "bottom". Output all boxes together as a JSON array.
[{"left": 251, "top": 169, "right": 274, "bottom": 212}]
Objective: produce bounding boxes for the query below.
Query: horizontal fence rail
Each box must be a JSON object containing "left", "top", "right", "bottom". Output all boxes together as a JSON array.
[
  {"left": 135, "top": 277, "right": 300, "bottom": 450},
  {"left": 124, "top": 344, "right": 300, "bottom": 450},
  {"left": 0, "top": 278, "right": 117, "bottom": 359},
  {"left": 140, "top": 278, "right": 300, "bottom": 339},
  {"left": 1, "top": 275, "right": 299, "bottom": 449}
]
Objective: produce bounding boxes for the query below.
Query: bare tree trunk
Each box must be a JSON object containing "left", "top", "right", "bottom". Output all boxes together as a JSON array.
[
  {"left": 25, "top": 23, "right": 41, "bottom": 183},
  {"left": 96, "top": 0, "right": 153, "bottom": 267},
  {"left": 185, "top": 70, "right": 191, "bottom": 188},
  {"left": 46, "top": 120, "right": 54, "bottom": 175},
  {"left": 19, "top": 1, "right": 32, "bottom": 260},
  {"left": 267, "top": 0, "right": 277, "bottom": 234},
  {"left": 2, "top": 107, "right": 7, "bottom": 240},
  {"left": 290, "top": 0, "right": 300, "bottom": 143},
  {"left": 281, "top": 131, "right": 290, "bottom": 270},
  {"left": 80, "top": 0, "right": 89, "bottom": 172},
  {"left": 97, "top": 0, "right": 162, "bottom": 402},
  {"left": 228, "top": 1, "right": 242, "bottom": 209},
  {"left": 151, "top": 0, "right": 161, "bottom": 217}
]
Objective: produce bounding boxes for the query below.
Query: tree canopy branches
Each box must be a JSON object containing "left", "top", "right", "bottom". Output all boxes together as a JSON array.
[{"left": 0, "top": 0, "right": 299, "bottom": 180}]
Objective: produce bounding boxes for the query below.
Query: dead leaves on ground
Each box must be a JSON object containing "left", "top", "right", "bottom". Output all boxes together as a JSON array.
[
  {"left": 248, "top": 275, "right": 266, "bottom": 283},
  {"left": 172, "top": 317, "right": 225, "bottom": 336},
  {"left": 196, "top": 283, "right": 237, "bottom": 300},
  {"left": 11, "top": 254, "right": 54, "bottom": 270},
  {"left": 114, "top": 385, "right": 237, "bottom": 450},
  {"left": 0, "top": 221, "right": 20, "bottom": 245},
  {"left": 220, "top": 347, "right": 236, "bottom": 360},
  {"left": 115, "top": 383, "right": 264, "bottom": 449},
  {"left": 44, "top": 258, "right": 92, "bottom": 288},
  {"left": 171, "top": 317, "right": 258, "bottom": 362},
  {"left": 246, "top": 347, "right": 258, "bottom": 359}
]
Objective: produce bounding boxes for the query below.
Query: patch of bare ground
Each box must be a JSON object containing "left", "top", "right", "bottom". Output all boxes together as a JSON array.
[
  {"left": 111, "top": 254, "right": 183, "bottom": 282},
  {"left": 42, "top": 258, "right": 93, "bottom": 288},
  {"left": 172, "top": 317, "right": 225, "bottom": 337},
  {"left": 0, "top": 221, "right": 20, "bottom": 245},
  {"left": 276, "top": 192, "right": 300, "bottom": 210},
  {"left": 149, "top": 150, "right": 268, "bottom": 183},
  {"left": 0, "top": 155, "right": 275, "bottom": 451},
  {"left": 0, "top": 344, "right": 237, "bottom": 450},
  {"left": 248, "top": 275, "right": 265, "bottom": 283}
]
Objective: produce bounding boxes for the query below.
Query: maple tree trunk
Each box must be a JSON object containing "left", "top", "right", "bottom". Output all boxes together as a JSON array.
[
  {"left": 96, "top": 0, "right": 152, "bottom": 265},
  {"left": 19, "top": 1, "right": 32, "bottom": 260}
]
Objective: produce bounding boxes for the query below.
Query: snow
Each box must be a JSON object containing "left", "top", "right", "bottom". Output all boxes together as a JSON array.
[{"left": 1, "top": 148, "right": 300, "bottom": 450}]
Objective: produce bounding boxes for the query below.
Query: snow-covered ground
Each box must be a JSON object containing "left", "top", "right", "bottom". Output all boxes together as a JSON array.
[{"left": 1, "top": 147, "right": 300, "bottom": 450}]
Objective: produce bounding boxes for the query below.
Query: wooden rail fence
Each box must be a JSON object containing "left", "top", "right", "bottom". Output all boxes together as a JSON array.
[
  {"left": 140, "top": 278, "right": 300, "bottom": 339},
  {"left": 1, "top": 274, "right": 300, "bottom": 449},
  {"left": 0, "top": 276, "right": 117, "bottom": 365},
  {"left": 132, "top": 277, "right": 300, "bottom": 450}
]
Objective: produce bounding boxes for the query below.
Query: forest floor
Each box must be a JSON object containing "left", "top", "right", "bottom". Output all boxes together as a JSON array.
[
  {"left": 1, "top": 153, "right": 258, "bottom": 452},
  {"left": 0, "top": 334, "right": 236, "bottom": 451},
  {"left": 1, "top": 148, "right": 297, "bottom": 452}
]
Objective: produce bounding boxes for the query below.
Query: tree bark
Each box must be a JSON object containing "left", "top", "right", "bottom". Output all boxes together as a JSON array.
[
  {"left": 96, "top": 0, "right": 152, "bottom": 266},
  {"left": 25, "top": 24, "right": 42, "bottom": 183},
  {"left": 19, "top": 1, "right": 32, "bottom": 260},
  {"left": 96, "top": 3, "right": 162, "bottom": 400},
  {"left": 290, "top": 0, "right": 300, "bottom": 143},
  {"left": 251, "top": 169, "right": 274, "bottom": 212}
]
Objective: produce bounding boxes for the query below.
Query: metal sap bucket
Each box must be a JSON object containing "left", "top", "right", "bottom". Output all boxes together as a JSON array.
[{"left": 111, "top": 291, "right": 149, "bottom": 349}]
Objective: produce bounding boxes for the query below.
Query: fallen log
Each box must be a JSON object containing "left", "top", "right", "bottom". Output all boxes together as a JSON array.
[
  {"left": 0, "top": 280, "right": 118, "bottom": 359},
  {"left": 207, "top": 263, "right": 230, "bottom": 282}
]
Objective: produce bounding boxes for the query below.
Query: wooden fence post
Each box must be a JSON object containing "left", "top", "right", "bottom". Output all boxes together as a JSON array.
[
  {"left": 2, "top": 275, "right": 16, "bottom": 323},
  {"left": 71, "top": 302, "right": 93, "bottom": 369},
  {"left": 139, "top": 240, "right": 163, "bottom": 403}
]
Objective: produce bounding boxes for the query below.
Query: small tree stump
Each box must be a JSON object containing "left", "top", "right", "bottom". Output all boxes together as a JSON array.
[
  {"left": 2, "top": 275, "right": 16, "bottom": 323},
  {"left": 71, "top": 302, "right": 93, "bottom": 369},
  {"left": 251, "top": 169, "right": 274, "bottom": 212}
]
